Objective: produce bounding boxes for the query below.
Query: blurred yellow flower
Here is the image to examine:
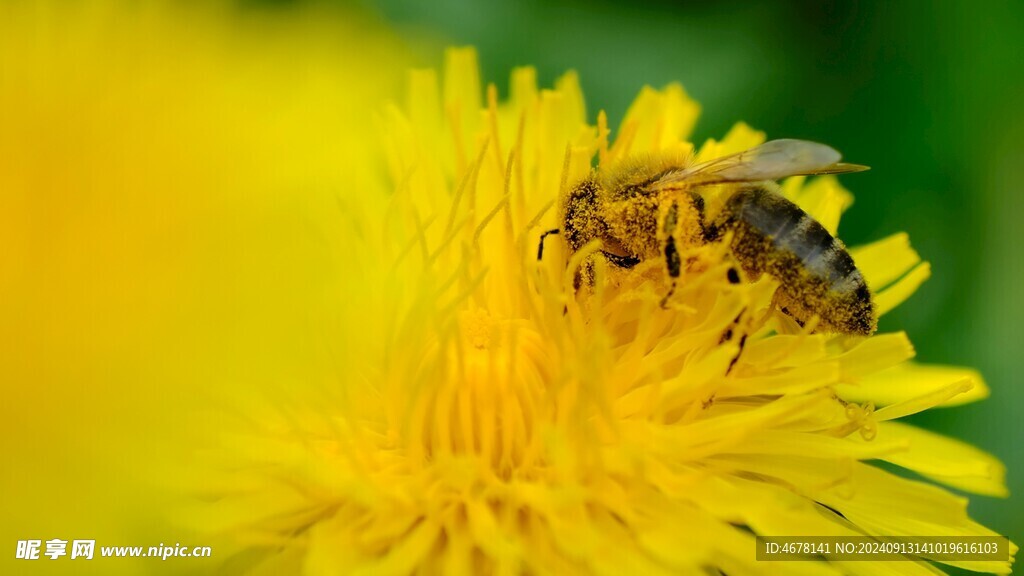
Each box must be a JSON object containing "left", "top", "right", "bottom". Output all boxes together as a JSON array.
[
  {"left": 0, "top": 1, "right": 403, "bottom": 573},
  {"left": 192, "top": 47, "right": 1014, "bottom": 575}
]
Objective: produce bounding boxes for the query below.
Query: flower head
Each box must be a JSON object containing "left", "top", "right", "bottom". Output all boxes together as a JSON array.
[{"left": 204, "top": 47, "right": 1014, "bottom": 575}]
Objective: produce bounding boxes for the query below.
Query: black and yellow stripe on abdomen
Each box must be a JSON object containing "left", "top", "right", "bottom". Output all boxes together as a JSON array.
[{"left": 717, "top": 186, "right": 876, "bottom": 335}]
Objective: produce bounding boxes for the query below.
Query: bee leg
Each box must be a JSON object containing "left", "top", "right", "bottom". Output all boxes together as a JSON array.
[
  {"left": 718, "top": 311, "right": 743, "bottom": 343},
  {"left": 537, "top": 228, "right": 560, "bottom": 261},
  {"left": 720, "top": 310, "right": 749, "bottom": 375},
  {"left": 659, "top": 284, "right": 676, "bottom": 309},
  {"left": 726, "top": 334, "right": 748, "bottom": 375},
  {"left": 659, "top": 236, "right": 682, "bottom": 309},
  {"left": 601, "top": 251, "right": 639, "bottom": 269},
  {"left": 657, "top": 200, "right": 684, "bottom": 309},
  {"left": 687, "top": 191, "right": 712, "bottom": 240}
]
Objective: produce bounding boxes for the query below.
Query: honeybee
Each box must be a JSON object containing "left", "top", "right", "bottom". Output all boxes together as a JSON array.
[{"left": 538, "top": 139, "right": 876, "bottom": 335}]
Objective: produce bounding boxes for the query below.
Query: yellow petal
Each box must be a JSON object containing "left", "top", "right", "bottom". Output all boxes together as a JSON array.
[
  {"left": 741, "top": 333, "right": 830, "bottom": 369},
  {"left": 871, "top": 421, "right": 1008, "bottom": 497},
  {"left": 687, "top": 475, "right": 939, "bottom": 576},
  {"left": 849, "top": 232, "right": 921, "bottom": 290},
  {"left": 728, "top": 429, "right": 909, "bottom": 460},
  {"left": 875, "top": 261, "right": 931, "bottom": 316},
  {"left": 836, "top": 332, "right": 916, "bottom": 381},
  {"left": 696, "top": 121, "right": 766, "bottom": 161},
  {"left": 509, "top": 66, "right": 538, "bottom": 112},
  {"left": 847, "top": 232, "right": 933, "bottom": 316},
  {"left": 723, "top": 360, "right": 841, "bottom": 396},
  {"left": 443, "top": 46, "right": 483, "bottom": 170},
  {"left": 407, "top": 68, "right": 442, "bottom": 151},
  {"left": 614, "top": 83, "right": 701, "bottom": 157},
  {"left": 836, "top": 362, "right": 989, "bottom": 407},
  {"left": 873, "top": 380, "right": 976, "bottom": 421}
]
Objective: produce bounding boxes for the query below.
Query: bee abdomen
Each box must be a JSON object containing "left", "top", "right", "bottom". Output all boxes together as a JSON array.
[
  {"left": 720, "top": 186, "right": 876, "bottom": 335},
  {"left": 776, "top": 214, "right": 857, "bottom": 288}
]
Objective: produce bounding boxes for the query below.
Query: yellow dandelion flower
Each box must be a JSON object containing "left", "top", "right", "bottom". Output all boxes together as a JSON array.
[{"left": 200, "top": 47, "right": 1014, "bottom": 575}]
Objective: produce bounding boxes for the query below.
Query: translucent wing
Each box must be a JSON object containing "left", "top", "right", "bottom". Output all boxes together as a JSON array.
[{"left": 653, "top": 139, "right": 868, "bottom": 189}]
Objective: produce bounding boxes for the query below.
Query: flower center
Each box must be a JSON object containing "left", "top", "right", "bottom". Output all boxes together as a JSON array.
[
  {"left": 408, "top": 308, "right": 551, "bottom": 479},
  {"left": 461, "top": 308, "right": 496, "bottom": 350}
]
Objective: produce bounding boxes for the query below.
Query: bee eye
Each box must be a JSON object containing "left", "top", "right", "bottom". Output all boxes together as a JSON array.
[{"left": 727, "top": 268, "right": 741, "bottom": 284}]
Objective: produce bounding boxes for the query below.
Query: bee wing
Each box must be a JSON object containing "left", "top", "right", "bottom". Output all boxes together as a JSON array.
[{"left": 654, "top": 139, "right": 868, "bottom": 189}]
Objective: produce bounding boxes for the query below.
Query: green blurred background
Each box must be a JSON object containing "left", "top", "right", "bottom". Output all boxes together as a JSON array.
[{"left": 341, "top": 0, "right": 1024, "bottom": 558}]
